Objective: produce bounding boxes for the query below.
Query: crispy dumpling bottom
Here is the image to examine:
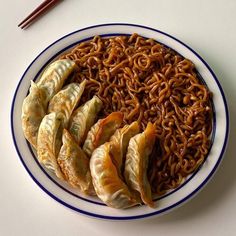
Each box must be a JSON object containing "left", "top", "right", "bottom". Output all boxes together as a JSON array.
[
  {"left": 58, "top": 129, "right": 95, "bottom": 195},
  {"left": 83, "top": 111, "right": 124, "bottom": 157}
]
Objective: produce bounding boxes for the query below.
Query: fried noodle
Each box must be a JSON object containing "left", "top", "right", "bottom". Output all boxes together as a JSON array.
[{"left": 60, "top": 34, "right": 213, "bottom": 195}]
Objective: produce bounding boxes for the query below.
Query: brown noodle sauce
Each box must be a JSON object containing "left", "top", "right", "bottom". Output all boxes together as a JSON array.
[{"left": 59, "top": 34, "right": 213, "bottom": 195}]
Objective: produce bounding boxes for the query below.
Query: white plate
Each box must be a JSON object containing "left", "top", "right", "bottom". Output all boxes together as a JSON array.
[{"left": 11, "top": 23, "right": 229, "bottom": 220}]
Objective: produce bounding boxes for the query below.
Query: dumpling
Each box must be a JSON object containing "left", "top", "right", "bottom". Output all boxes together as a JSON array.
[
  {"left": 48, "top": 81, "right": 86, "bottom": 128},
  {"left": 37, "top": 112, "right": 64, "bottom": 180},
  {"left": 36, "top": 59, "right": 76, "bottom": 106},
  {"left": 21, "top": 81, "right": 46, "bottom": 149},
  {"left": 124, "top": 122, "right": 156, "bottom": 207},
  {"left": 57, "top": 129, "right": 95, "bottom": 195},
  {"left": 90, "top": 142, "right": 140, "bottom": 208},
  {"left": 69, "top": 96, "right": 102, "bottom": 145},
  {"left": 83, "top": 112, "right": 123, "bottom": 157},
  {"left": 109, "top": 121, "right": 140, "bottom": 177}
]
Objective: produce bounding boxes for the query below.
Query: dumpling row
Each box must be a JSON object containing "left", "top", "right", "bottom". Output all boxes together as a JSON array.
[
  {"left": 21, "top": 59, "right": 125, "bottom": 197},
  {"left": 21, "top": 59, "right": 156, "bottom": 209},
  {"left": 21, "top": 59, "right": 96, "bottom": 194}
]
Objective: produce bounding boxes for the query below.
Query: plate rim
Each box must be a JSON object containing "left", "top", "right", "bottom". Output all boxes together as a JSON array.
[{"left": 11, "top": 23, "right": 229, "bottom": 220}]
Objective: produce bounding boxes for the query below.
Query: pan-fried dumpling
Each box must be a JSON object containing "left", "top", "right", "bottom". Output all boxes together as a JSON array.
[
  {"left": 90, "top": 143, "right": 140, "bottom": 208},
  {"left": 109, "top": 121, "right": 140, "bottom": 177},
  {"left": 57, "top": 129, "right": 95, "bottom": 195},
  {"left": 124, "top": 122, "right": 156, "bottom": 207},
  {"left": 48, "top": 81, "right": 86, "bottom": 128},
  {"left": 21, "top": 81, "right": 46, "bottom": 149},
  {"left": 36, "top": 59, "right": 76, "bottom": 106},
  {"left": 83, "top": 112, "right": 123, "bottom": 157},
  {"left": 69, "top": 96, "right": 102, "bottom": 145},
  {"left": 37, "top": 112, "right": 64, "bottom": 180}
]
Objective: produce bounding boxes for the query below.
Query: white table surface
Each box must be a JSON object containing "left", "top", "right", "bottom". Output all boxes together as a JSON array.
[{"left": 1, "top": 0, "right": 236, "bottom": 235}]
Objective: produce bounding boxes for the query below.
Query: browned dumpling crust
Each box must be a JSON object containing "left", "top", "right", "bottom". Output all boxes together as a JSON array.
[
  {"left": 83, "top": 112, "right": 124, "bottom": 157},
  {"left": 109, "top": 121, "right": 140, "bottom": 177},
  {"left": 58, "top": 129, "right": 95, "bottom": 195}
]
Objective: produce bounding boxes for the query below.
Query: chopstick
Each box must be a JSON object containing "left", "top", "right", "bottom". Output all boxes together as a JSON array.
[{"left": 18, "top": 0, "right": 61, "bottom": 29}]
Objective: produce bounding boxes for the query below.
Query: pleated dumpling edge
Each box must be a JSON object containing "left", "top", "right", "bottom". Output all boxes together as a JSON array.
[
  {"left": 90, "top": 142, "right": 140, "bottom": 209},
  {"left": 124, "top": 122, "right": 156, "bottom": 208}
]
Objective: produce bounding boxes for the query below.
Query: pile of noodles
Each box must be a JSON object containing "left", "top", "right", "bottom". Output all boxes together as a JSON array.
[{"left": 60, "top": 34, "right": 213, "bottom": 195}]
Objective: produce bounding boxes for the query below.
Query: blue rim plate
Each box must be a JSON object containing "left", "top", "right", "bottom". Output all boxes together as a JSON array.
[{"left": 11, "top": 23, "right": 229, "bottom": 220}]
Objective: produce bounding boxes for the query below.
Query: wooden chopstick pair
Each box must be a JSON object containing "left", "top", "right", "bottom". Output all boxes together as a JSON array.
[{"left": 18, "top": 0, "right": 61, "bottom": 29}]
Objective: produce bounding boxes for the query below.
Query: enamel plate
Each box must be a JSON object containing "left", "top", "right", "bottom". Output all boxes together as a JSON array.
[{"left": 11, "top": 23, "right": 229, "bottom": 220}]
